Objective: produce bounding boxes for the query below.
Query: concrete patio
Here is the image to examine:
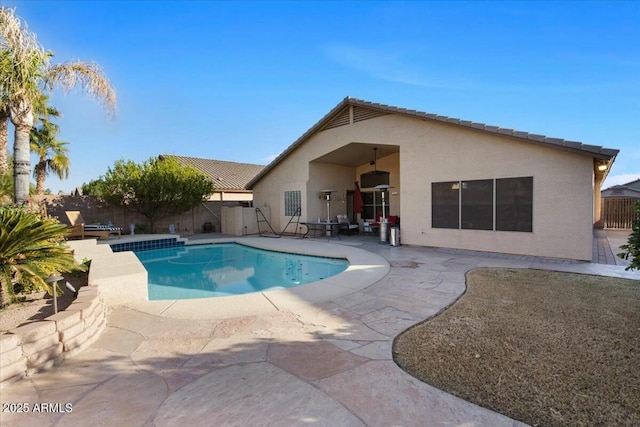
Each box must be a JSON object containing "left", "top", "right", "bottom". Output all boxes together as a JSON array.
[{"left": 1, "top": 231, "right": 637, "bottom": 427}]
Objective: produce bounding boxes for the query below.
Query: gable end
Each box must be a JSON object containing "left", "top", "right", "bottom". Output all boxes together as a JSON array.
[{"left": 319, "top": 105, "right": 390, "bottom": 131}]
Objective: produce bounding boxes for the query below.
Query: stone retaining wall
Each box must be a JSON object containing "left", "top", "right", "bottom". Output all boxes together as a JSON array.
[{"left": 0, "top": 286, "right": 107, "bottom": 384}]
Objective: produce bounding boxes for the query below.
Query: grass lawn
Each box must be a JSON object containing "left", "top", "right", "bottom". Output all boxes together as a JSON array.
[{"left": 393, "top": 268, "right": 640, "bottom": 427}]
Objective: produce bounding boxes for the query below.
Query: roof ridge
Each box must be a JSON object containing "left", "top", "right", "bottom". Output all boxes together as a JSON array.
[
  {"left": 163, "top": 154, "right": 265, "bottom": 167},
  {"left": 344, "top": 98, "right": 618, "bottom": 158},
  {"left": 246, "top": 97, "right": 619, "bottom": 188}
]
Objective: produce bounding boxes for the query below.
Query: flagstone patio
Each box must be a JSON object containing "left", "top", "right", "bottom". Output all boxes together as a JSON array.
[{"left": 1, "top": 233, "right": 637, "bottom": 426}]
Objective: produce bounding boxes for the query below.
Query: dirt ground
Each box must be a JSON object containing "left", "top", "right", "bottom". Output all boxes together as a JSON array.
[
  {"left": 0, "top": 272, "right": 88, "bottom": 332},
  {"left": 393, "top": 268, "right": 640, "bottom": 427}
]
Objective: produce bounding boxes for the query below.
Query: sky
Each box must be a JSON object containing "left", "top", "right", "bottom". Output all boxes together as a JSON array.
[{"left": 3, "top": 0, "right": 639, "bottom": 193}]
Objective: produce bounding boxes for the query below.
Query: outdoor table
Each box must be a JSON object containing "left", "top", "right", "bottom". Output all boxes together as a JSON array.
[{"left": 300, "top": 222, "right": 341, "bottom": 240}]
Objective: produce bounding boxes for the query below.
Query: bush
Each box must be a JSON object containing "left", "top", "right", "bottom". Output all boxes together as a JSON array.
[
  {"left": 91, "top": 156, "right": 214, "bottom": 233},
  {"left": 0, "top": 205, "right": 85, "bottom": 307},
  {"left": 618, "top": 201, "right": 640, "bottom": 271}
]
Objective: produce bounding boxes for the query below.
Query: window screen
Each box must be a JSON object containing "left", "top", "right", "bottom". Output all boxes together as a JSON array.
[
  {"left": 461, "top": 179, "right": 493, "bottom": 230},
  {"left": 496, "top": 177, "right": 533, "bottom": 232},
  {"left": 432, "top": 182, "right": 460, "bottom": 229}
]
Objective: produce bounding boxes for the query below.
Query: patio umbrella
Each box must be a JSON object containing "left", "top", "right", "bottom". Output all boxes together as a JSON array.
[{"left": 354, "top": 181, "right": 364, "bottom": 214}]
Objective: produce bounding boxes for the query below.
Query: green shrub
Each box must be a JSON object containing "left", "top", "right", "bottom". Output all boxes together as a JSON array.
[
  {"left": 618, "top": 201, "right": 640, "bottom": 271},
  {"left": 0, "top": 205, "right": 85, "bottom": 307}
]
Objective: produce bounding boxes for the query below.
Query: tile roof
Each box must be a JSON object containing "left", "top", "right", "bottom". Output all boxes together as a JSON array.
[
  {"left": 603, "top": 178, "right": 640, "bottom": 193},
  {"left": 247, "top": 97, "right": 619, "bottom": 188},
  {"left": 345, "top": 97, "right": 619, "bottom": 158},
  {"left": 164, "top": 155, "right": 264, "bottom": 191}
]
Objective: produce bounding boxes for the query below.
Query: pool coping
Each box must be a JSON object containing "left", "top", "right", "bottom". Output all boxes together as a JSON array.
[{"left": 69, "top": 236, "right": 390, "bottom": 320}]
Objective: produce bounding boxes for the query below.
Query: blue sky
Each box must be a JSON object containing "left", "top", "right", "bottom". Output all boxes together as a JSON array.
[{"left": 4, "top": 0, "right": 639, "bottom": 193}]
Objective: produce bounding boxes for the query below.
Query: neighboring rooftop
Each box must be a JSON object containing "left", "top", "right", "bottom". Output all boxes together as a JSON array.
[
  {"left": 162, "top": 155, "right": 264, "bottom": 191},
  {"left": 602, "top": 178, "right": 640, "bottom": 198},
  {"left": 248, "top": 97, "right": 619, "bottom": 188}
]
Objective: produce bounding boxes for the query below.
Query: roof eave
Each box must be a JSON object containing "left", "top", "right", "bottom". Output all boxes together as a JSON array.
[
  {"left": 247, "top": 97, "right": 620, "bottom": 188},
  {"left": 247, "top": 97, "right": 353, "bottom": 188}
]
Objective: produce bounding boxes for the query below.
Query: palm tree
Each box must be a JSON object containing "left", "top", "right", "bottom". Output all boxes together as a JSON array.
[
  {"left": 1, "top": 33, "right": 13, "bottom": 175},
  {"left": 1, "top": 40, "right": 10, "bottom": 174},
  {"left": 0, "top": 7, "right": 116, "bottom": 204},
  {"left": 0, "top": 104, "right": 8, "bottom": 174},
  {"left": 0, "top": 154, "right": 13, "bottom": 201},
  {"left": 0, "top": 206, "right": 84, "bottom": 307},
  {"left": 30, "top": 106, "right": 70, "bottom": 195}
]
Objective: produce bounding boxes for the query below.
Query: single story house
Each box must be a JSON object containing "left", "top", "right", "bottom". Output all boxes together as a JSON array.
[
  {"left": 602, "top": 178, "right": 640, "bottom": 200},
  {"left": 164, "top": 155, "right": 264, "bottom": 201},
  {"left": 247, "top": 97, "right": 618, "bottom": 261}
]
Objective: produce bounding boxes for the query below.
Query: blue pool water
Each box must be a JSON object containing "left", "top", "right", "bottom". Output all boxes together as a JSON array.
[{"left": 135, "top": 243, "right": 349, "bottom": 300}]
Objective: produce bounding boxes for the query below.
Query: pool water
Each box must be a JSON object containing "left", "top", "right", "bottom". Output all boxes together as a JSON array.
[{"left": 135, "top": 243, "right": 349, "bottom": 300}]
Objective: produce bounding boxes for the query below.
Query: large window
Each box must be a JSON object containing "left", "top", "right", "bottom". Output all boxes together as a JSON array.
[
  {"left": 362, "top": 190, "right": 390, "bottom": 220},
  {"left": 284, "top": 190, "right": 301, "bottom": 216},
  {"left": 461, "top": 179, "right": 493, "bottom": 230},
  {"left": 432, "top": 182, "right": 459, "bottom": 229},
  {"left": 432, "top": 177, "right": 533, "bottom": 232},
  {"left": 496, "top": 177, "right": 533, "bottom": 232}
]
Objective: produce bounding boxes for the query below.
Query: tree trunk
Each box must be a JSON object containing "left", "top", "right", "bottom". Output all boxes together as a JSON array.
[
  {"left": 0, "top": 279, "right": 12, "bottom": 308},
  {"left": 13, "top": 122, "right": 33, "bottom": 204},
  {"left": 35, "top": 159, "right": 46, "bottom": 195},
  {"left": 11, "top": 103, "right": 34, "bottom": 204},
  {"left": 0, "top": 106, "right": 8, "bottom": 174}
]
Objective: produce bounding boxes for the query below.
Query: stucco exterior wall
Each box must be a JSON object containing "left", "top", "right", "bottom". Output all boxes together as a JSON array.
[
  {"left": 308, "top": 163, "right": 357, "bottom": 221},
  {"left": 253, "top": 113, "right": 596, "bottom": 260},
  {"left": 209, "top": 192, "right": 253, "bottom": 202}
]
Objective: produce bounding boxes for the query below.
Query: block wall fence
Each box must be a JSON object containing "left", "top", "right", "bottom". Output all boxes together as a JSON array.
[{"left": 33, "top": 195, "right": 249, "bottom": 236}]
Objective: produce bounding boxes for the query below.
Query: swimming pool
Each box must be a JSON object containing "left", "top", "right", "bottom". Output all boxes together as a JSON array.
[{"left": 135, "top": 243, "right": 349, "bottom": 300}]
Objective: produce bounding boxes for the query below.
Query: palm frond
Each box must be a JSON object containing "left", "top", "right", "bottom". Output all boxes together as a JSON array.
[
  {"left": 0, "top": 206, "right": 83, "bottom": 305},
  {"left": 45, "top": 61, "right": 117, "bottom": 117},
  {"left": 0, "top": 7, "right": 49, "bottom": 111}
]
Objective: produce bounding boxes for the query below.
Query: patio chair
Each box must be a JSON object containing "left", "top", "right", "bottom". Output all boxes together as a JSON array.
[
  {"left": 336, "top": 214, "right": 359, "bottom": 235},
  {"left": 371, "top": 214, "right": 398, "bottom": 228},
  {"left": 368, "top": 215, "right": 399, "bottom": 236},
  {"left": 65, "top": 211, "right": 122, "bottom": 240}
]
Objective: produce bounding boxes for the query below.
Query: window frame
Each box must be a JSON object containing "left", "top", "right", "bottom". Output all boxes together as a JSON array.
[
  {"left": 431, "top": 177, "right": 533, "bottom": 233},
  {"left": 284, "top": 190, "right": 301, "bottom": 217},
  {"left": 495, "top": 177, "right": 533, "bottom": 232},
  {"left": 431, "top": 181, "right": 460, "bottom": 229},
  {"left": 460, "top": 179, "right": 494, "bottom": 231}
]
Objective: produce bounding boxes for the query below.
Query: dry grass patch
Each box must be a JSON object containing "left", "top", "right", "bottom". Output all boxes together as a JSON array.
[{"left": 393, "top": 268, "right": 640, "bottom": 427}]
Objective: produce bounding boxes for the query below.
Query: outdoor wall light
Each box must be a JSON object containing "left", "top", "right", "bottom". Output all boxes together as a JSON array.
[{"left": 598, "top": 164, "right": 608, "bottom": 172}]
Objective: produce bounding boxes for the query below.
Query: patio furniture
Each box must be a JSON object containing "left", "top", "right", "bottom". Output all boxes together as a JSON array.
[
  {"left": 369, "top": 215, "right": 398, "bottom": 241},
  {"left": 300, "top": 221, "right": 341, "bottom": 240},
  {"left": 369, "top": 215, "right": 398, "bottom": 230},
  {"left": 65, "top": 211, "right": 122, "bottom": 240},
  {"left": 336, "top": 214, "right": 359, "bottom": 235}
]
